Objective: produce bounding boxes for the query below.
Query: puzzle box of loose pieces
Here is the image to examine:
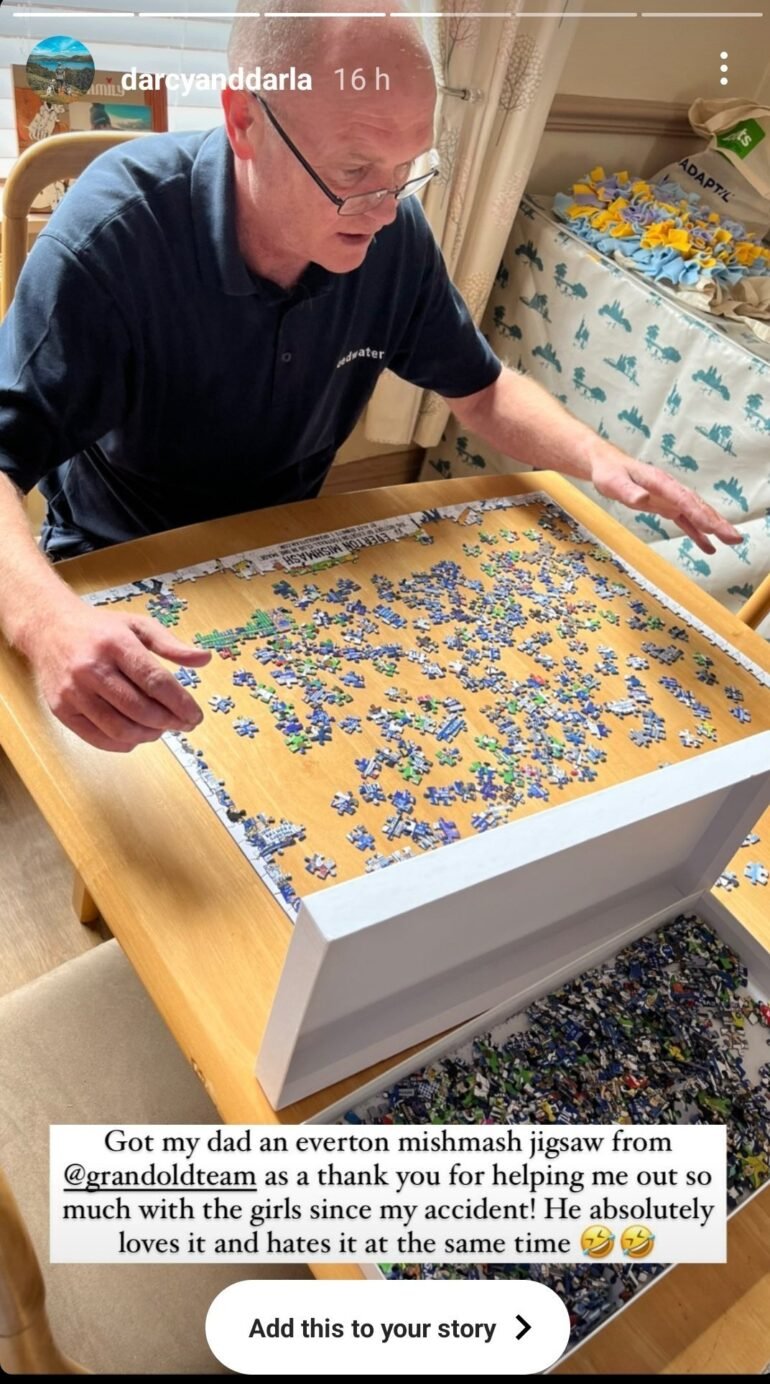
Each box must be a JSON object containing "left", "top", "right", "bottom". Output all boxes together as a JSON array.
[
  {"left": 85, "top": 493, "right": 770, "bottom": 1108},
  {"left": 308, "top": 895, "right": 770, "bottom": 1368}
]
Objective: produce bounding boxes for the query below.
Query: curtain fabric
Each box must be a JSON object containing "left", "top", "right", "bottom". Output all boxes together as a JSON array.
[{"left": 362, "top": 0, "right": 579, "bottom": 447}]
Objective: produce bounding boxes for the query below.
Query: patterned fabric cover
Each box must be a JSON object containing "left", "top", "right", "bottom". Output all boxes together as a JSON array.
[{"left": 421, "top": 193, "right": 770, "bottom": 616}]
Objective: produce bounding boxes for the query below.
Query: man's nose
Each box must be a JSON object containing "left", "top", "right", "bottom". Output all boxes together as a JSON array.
[
  {"left": 378, "top": 195, "right": 400, "bottom": 227},
  {"left": 363, "top": 192, "right": 399, "bottom": 231}
]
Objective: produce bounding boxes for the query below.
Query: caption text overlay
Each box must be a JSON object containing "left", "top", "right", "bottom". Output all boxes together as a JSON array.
[{"left": 51, "top": 1123, "right": 726, "bottom": 1265}]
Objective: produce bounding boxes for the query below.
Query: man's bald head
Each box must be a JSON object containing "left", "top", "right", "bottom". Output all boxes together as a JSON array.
[{"left": 228, "top": 0, "right": 436, "bottom": 109}]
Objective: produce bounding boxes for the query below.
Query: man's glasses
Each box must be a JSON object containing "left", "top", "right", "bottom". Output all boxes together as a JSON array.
[{"left": 253, "top": 95, "right": 439, "bottom": 216}]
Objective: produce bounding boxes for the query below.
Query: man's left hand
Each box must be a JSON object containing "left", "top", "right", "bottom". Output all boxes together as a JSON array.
[{"left": 449, "top": 370, "right": 744, "bottom": 555}]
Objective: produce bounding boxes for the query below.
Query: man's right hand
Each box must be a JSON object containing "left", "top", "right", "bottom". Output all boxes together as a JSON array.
[{"left": 25, "top": 604, "right": 212, "bottom": 753}]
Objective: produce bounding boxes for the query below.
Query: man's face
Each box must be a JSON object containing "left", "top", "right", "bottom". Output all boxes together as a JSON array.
[{"left": 231, "top": 79, "right": 437, "bottom": 275}]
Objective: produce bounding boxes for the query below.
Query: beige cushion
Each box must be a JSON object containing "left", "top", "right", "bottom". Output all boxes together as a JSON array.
[{"left": 0, "top": 939, "right": 310, "bottom": 1374}]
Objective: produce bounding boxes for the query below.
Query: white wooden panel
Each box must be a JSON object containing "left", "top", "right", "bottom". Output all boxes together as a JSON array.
[
  {"left": 0, "top": 16, "right": 233, "bottom": 52},
  {"left": 0, "top": 129, "right": 21, "bottom": 160},
  {"left": 6, "top": 0, "right": 236, "bottom": 15},
  {"left": 168, "top": 103, "right": 221, "bottom": 130}
]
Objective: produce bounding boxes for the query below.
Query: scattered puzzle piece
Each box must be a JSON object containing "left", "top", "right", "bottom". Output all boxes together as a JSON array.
[
  {"left": 208, "top": 695, "right": 235, "bottom": 714},
  {"left": 176, "top": 667, "right": 201, "bottom": 689},
  {"left": 347, "top": 825, "right": 375, "bottom": 852},
  {"left": 233, "top": 717, "right": 259, "bottom": 738},
  {"left": 715, "top": 871, "right": 740, "bottom": 892},
  {"left": 304, "top": 853, "right": 337, "bottom": 881}
]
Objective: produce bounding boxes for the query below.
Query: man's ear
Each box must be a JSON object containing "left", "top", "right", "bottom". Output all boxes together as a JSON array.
[{"left": 222, "top": 88, "right": 262, "bottom": 162}]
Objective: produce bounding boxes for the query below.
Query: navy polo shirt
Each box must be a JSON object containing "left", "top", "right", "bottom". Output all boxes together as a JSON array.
[{"left": 0, "top": 127, "right": 501, "bottom": 559}]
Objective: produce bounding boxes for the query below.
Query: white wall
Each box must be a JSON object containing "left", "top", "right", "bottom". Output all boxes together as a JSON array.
[{"left": 560, "top": 4, "right": 770, "bottom": 104}]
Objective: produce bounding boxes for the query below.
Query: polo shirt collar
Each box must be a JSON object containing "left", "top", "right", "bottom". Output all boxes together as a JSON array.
[{"left": 192, "top": 126, "right": 335, "bottom": 302}]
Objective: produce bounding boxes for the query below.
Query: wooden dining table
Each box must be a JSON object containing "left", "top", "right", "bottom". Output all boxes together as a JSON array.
[{"left": 2, "top": 470, "right": 770, "bottom": 1374}]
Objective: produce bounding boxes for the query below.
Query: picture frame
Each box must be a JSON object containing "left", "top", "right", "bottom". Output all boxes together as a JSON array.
[{"left": 12, "top": 64, "right": 168, "bottom": 213}]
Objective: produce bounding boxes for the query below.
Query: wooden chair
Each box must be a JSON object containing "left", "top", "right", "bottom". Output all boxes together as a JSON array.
[
  {"left": 0, "top": 939, "right": 310, "bottom": 1374},
  {"left": 738, "top": 576, "right": 770, "bottom": 634},
  {"left": 1, "top": 131, "right": 143, "bottom": 317},
  {"left": 1, "top": 133, "right": 145, "bottom": 926}
]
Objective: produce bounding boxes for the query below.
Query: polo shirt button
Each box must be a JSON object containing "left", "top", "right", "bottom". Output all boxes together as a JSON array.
[{"left": 281, "top": 351, "right": 292, "bottom": 363}]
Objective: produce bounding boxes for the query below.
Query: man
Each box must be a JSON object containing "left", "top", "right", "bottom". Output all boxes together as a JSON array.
[{"left": 0, "top": 1, "right": 740, "bottom": 754}]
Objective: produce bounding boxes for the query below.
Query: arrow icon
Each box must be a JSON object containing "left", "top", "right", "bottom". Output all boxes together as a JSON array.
[{"left": 515, "top": 1315, "right": 531, "bottom": 1341}]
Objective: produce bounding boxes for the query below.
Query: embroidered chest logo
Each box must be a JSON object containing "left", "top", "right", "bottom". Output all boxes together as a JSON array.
[{"left": 336, "top": 347, "right": 386, "bottom": 369}]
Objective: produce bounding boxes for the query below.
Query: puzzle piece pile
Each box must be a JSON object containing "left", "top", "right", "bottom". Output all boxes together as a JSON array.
[{"left": 342, "top": 913, "right": 770, "bottom": 1346}]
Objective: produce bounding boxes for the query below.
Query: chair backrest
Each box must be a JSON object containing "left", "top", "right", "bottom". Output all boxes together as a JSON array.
[
  {"left": 1, "top": 131, "right": 143, "bottom": 318},
  {"left": 0, "top": 1169, "right": 85, "bottom": 1374}
]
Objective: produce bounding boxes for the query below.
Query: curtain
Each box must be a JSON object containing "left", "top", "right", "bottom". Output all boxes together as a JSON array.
[{"left": 362, "top": 0, "right": 579, "bottom": 447}]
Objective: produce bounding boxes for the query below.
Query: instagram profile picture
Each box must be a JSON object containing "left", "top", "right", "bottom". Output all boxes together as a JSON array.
[{"left": 26, "top": 35, "right": 95, "bottom": 102}]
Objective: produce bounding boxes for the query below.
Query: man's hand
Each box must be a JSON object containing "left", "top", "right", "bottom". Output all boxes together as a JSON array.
[
  {"left": 589, "top": 452, "right": 742, "bottom": 555},
  {"left": 448, "top": 369, "right": 744, "bottom": 552},
  {"left": 25, "top": 605, "right": 212, "bottom": 753}
]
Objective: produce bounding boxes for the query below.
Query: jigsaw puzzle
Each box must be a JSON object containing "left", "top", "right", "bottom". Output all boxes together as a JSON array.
[{"left": 87, "top": 494, "right": 770, "bottom": 920}]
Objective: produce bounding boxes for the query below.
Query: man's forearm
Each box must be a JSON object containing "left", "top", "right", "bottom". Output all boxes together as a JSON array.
[
  {"left": 451, "top": 366, "right": 620, "bottom": 481},
  {"left": 0, "top": 473, "right": 82, "bottom": 656}
]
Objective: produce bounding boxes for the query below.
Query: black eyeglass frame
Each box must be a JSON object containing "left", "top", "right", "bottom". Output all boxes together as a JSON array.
[{"left": 253, "top": 94, "right": 439, "bottom": 216}]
